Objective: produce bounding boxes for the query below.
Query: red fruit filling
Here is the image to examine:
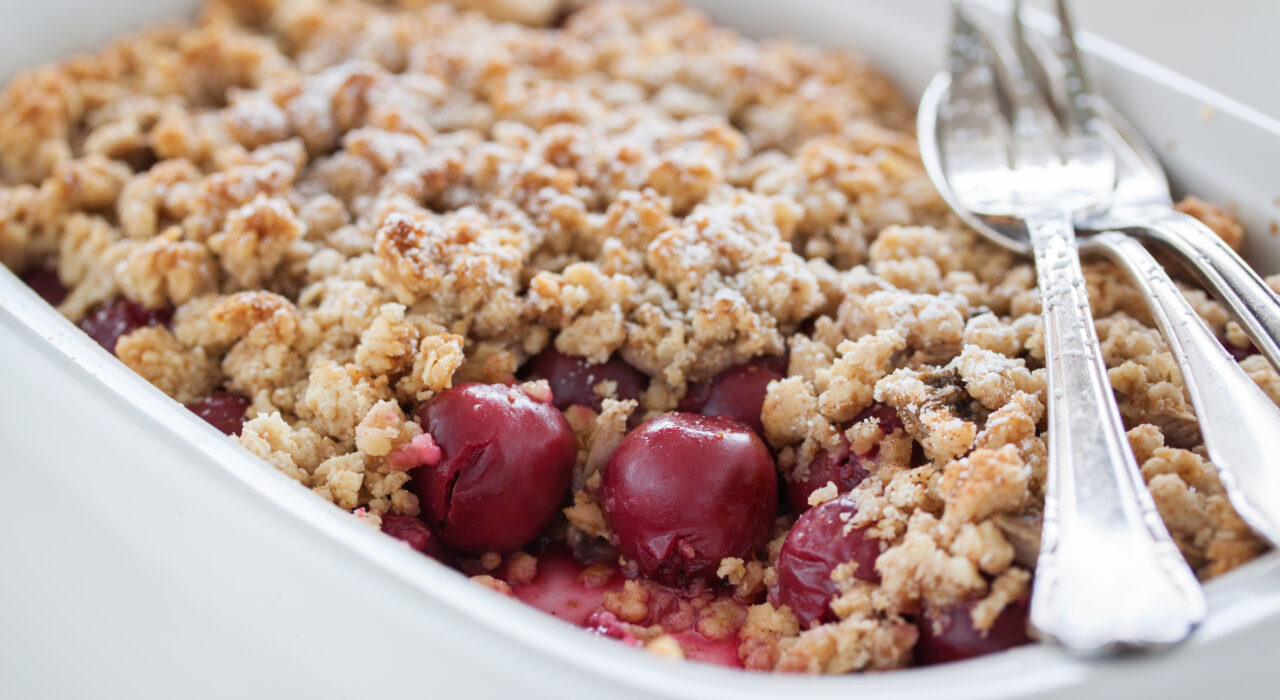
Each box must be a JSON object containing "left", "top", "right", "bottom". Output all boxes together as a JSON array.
[
  {"left": 19, "top": 267, "right": 68, "bottom": 306},
  {"left": 914, "top": 595, "right": 1032, "bottom": 665},
  {"left": 600, "top": 413, "right": 777, "bottom": 585},
  {"left": 585, "top": 610, "right": 643, "bottom": 646},
  {"left": 507, "top": 548, "right": 745, "bottom": 667},
  {"left": 521, "top": 347, "right": 647, "bottom": 411},
  {"left": 413, "top": 382, "right": 576, "bottom": 554},
  {"left": 785, "top": 403, "right": 902, "bottom": 514},
  {"left": 382, "top": 514, "right": 448, "bottom": 561},
  {"left": 78, "top": 298, "right": 173, "bottom": 355},
  {"left": 774, "top": 495, "right": 882, "bottom": 627},
  {"left": 185, "top": 391, "right": 250, "bottom": 436},
  {"left": 678, "top": 359, "right": 784, "bottom": 437}
]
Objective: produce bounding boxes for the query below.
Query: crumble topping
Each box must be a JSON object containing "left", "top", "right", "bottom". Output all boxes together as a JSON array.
[{"left": 2, "top": 0, "right": 1273, "bottom": 674}]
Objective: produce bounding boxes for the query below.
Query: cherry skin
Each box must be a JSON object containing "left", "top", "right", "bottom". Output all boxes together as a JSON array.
[
  {"left": 78, "top": 298, "right": 173, "bottom": 355},
  {"left": 784, "top": 404, "right": 902, "bottom": 515},
  {"left": 1225, "top": 339, "right": 1258, "bottom": 362},
  {"left": 914, "top": 595, "right": 1032, "bottom": 665},
  {"left": 600, "top": 413, "right": 777, "bottom": 586},
  {"left": 20, "top": 267, "right": 68, "bottom": 306},
  {"left": 774, "top": 495, "right": 882, "bottom": 628},
  {"left": 413, "top": 382, "right": 577, "bottom": 554},
  {"left": 679, "top": 360, "right": 784, "bottom": 437},
  {"left": 521, "top": 347, "right": 647, "bottom": 411},
  {"left": 185, "top": 391, "right": 251, "bottom": 436},
  {"left": 381, "top": 514, "right": 448, "bottom": 562}
]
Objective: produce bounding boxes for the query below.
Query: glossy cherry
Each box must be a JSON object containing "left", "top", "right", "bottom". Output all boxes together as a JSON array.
[
  {"left": 78, "top": 298, "right": 173, "bottom": 355},
  {"left": 784, "top": 403, "right": 902, "bottom": 514},
  {"left": 381, "top": 514, "right": 448, "bottom": 561},
  {"left": 19, "top": 267, "right": 68, "bottom": 306},
  {"left": 413, "top": 382, "right": 577, "bottom": 554},
  {"left": 914, "top": 595, "right": 1032, "bottom": 665},
  {"left": 185, "top": 391, "right": 250, "bottom": 436},
  {"left": 679, "top": 360, "right": 784, "bottom": 437},
  {"left": 600, "top": 413, "right": 777, "bottom": 586},
  {"left": 521, "top": 347, "right": 647, "bottom": 411},
  {"left": 774, "top": 495, "right": 882, "bottom": 627}
]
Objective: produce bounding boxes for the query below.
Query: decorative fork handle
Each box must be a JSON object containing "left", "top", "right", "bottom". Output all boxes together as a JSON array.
[
  {"left": 1115, "top": 208, "right": 1280, "bottom": 370},
  {"left": 1087, "top": 232, "right": 1280, "bottom": 546},
  {"left": 1027, "top": 213, "right": 1206, "bottom": 654}
]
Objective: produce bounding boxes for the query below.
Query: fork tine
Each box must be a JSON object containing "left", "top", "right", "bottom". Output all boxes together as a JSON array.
[
  {"left": 940, "top": 3, "right": 1012, "bottom": 173},
  {"left": 1048, "top": 0, "right": 1098, "bottom": 131},
  {"left": 972, "top": 5, "right": 1060, "bottom": 169}
]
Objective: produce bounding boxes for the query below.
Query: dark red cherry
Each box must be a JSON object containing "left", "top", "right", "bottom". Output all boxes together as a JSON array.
[
  {"left": 382, "top": 514, "right": 448, "bottom": 561},
  {"left": 784, "top": 404, "right": 901, "bottom": 514},
  {"left": 600, "top": 413, "right": 777, "bottom": 586},
  {"left": 413, "top": 382, "right": 577, "bottom": 554},
  {"left": 774, "top": 495, "right": 881, "bottom": 628},
  {"left": 521, "top": 347, "right": 647, "bottom": 411},
  {"left": 78, "top": 298, "right": 173, "bottom": 355},
  {"left": 1225, "top": 339, "right": 1258, "bottom": 361},
  {"left": 679, "top": 360, "right": 784, "bottom": 437},
  {"left": 915, "top": 595, "right": 1032, "bottom": 665},
  {"left": 185, "top": 391, "right": 250, "bottom": 436},
  {"left": 20, "top": 267, "right": 68, "bottom": 306}
]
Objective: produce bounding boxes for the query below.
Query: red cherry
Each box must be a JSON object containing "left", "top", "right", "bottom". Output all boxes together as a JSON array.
[
  {"left": 382, "top": 514, "right": 448, "bottom": 561},
  {"left": 774, "top": 495, "right": 881, "bottom": 627},
  {"left": 679, "top": 360, "right": 784, "bottom": 437},
  {"left": 914, "top": 595, "right": 1032, "bottom": 665},
  {"left": 78, "top": 298, "right": 173, "bottom": 355},
  {"left": 413, "top": 383, "right": 577, "bottom": 554},
  {"left": 600, "top": 413, "right": 777, "bottom": 586},
  {"left": 20, "top": 267, "right": 68, "bottom": 306},
  {"left": 185, "top": 391, "right": 250, "bottom": 436},
  {"left": 1225, "top": 339, "right": 1258, "bottom": 361},
  {"left": 784, "top": 404, "right": 902, "bottom": 514},
  {"left": 521, "top": 347, "right": 647, "bottom": 411}
]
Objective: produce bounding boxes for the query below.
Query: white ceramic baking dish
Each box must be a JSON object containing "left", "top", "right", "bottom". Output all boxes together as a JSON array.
[{"left": 3, "top": 1, "right": 1280, "bottom": 698}]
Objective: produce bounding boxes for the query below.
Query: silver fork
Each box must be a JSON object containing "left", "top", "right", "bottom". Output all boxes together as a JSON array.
[
  {"left": 1005, "top": 0, "right": 1280, "bottom": 372},
  {"left": 1017, "top": 0, "right": 1280, "bottom": 548},
  {"left": 935, "top": 2, "right": 1204, "bottom": 653}
]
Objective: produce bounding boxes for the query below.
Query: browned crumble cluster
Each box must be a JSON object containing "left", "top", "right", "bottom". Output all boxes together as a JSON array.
[{"left": 1, "top": 0, "right": 1274, "bottom": 672}]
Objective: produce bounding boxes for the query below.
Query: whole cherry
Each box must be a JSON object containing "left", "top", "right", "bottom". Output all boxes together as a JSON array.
[
  {"left": 774, "top": 495, "right": 882, "bottom": 627},
  {"left": 914, "top": 595, "right": 1032, "bottom": 665},
  {"left": 784, "top": 404, "right": 903, "bottom": 514},
  {"left": 185, "top": 391, "right": 251, "bottom": 436},
  {"left": 679, "top": 359, "right": 784, "bottom": 437},
  {"left": 600, "top": 413, "right": 777, "bottom": 586},
  {"left": 521, "top": 347, "right": 647, "bottom": 412},
  {"left": 413, "top": 383, "right": 577, "bottom": 554},
  {"left": 19, "top": 267, "right": 68, "bottom": 306},
  {"left": 78, "top": 298, "right": 173, "bottom": 355}
]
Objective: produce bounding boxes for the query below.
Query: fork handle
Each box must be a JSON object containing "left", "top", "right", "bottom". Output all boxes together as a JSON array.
[
  {"left": 1027, "top": 213, "right": 1206, "bottom": 654},
  {"left": 1087, "top": 232, "right": 1280, "bottom": 546},
  {"left": 1122, "top": 209, "right": 1280, "bottom": 371}
]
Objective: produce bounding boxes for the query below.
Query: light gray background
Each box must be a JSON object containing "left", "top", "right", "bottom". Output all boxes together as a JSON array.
[{"left": 1028, "top": 0, "right": 1280, "bottom": 119}]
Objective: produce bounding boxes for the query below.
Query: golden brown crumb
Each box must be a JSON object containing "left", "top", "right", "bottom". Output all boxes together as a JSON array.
[
  {"left": 645, "top": 634, "right": 687, "bottom": 660},
  {"left": 1175, "top": 196, "right": 1245, "bottom": 251},
  {"left": 471, "top": 575, "right": 515, "bottom": 596}
]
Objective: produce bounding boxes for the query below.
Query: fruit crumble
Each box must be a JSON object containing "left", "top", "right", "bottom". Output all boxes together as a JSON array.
[{"left": 2, "top": 0, "right": 1276, "bottom": 673}]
